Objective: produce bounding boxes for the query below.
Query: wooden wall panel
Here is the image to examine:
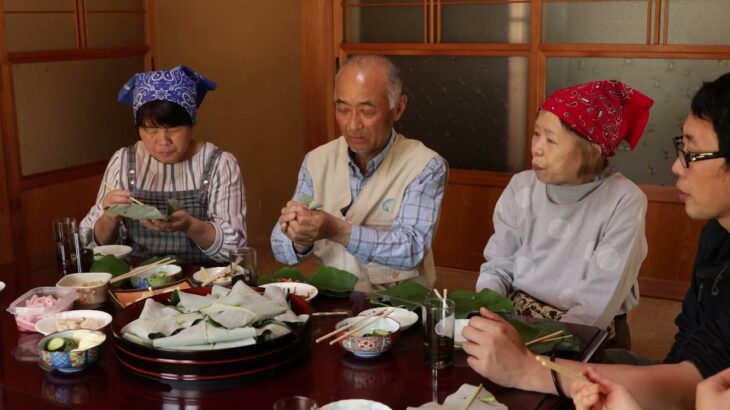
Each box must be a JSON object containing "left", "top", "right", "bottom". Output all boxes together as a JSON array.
[
  {"left": 20, "top": 173, "right": 103, "bottom": 258},
  {"left": 433, "top": 174, "right": 702, "bottom": 301},
  {"left": 0, "top": 135, "right": 15, "bottom": 265},
  {"left": 301, "top": 0, "right": 336, "bottom": 150}
]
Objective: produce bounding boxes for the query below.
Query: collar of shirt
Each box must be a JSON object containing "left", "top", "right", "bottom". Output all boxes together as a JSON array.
[{"left": 347, "top": 129, "right": 396, "bottom": 178}]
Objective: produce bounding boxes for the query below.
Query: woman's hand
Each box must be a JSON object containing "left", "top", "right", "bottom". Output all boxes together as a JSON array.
[
  {"left": 571, "top": 367, "right": 642, "bottom": 410},
  {"left": 141, "top": 210, "right": 192, "bottom": 233},
  {"left": 101, "top": 188, "right": 133, "bottom": 222},
  {"left": 461, "top": 307, "right": 541, "bottom": 388}
]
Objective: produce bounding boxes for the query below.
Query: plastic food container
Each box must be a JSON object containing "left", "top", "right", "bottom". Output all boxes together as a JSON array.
[{"left": 6, "top": 287, "right": 78, "bottom": 332}]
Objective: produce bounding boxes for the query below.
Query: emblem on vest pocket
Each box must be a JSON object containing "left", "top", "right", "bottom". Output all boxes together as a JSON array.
[{"left": 381, "top": 198, "right": 394, "bottom": 213}]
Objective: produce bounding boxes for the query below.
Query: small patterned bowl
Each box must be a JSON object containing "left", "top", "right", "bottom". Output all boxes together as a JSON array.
[
  {"left": 130, "top": 265, "right": 182, "bottom": 289},
  {"left": 335, "top": 317, "right": 400, "bottom": 358},
  {"left": 38, "top": 329, "right": 106, "bottom": 373},
  {"left": 56, "top": 273, "right": 112, "bottom": 308}
]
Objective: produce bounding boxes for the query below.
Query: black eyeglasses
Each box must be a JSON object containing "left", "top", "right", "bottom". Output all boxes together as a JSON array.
[{"left": 673, "top": 136, "right": 730, "bottom": 168}]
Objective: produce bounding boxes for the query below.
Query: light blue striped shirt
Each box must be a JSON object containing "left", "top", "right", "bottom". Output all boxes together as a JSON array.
[{"left": 271, "top": 132, "right": 447, "bottom": 270}]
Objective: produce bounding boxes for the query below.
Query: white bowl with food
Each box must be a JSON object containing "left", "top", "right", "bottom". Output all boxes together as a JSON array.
[
  {"left": 35, "top": 310, "right": 113, "bottom": 336},
  {"left": 320, "top": 399, "right": 392, "bottom": 410},
  {"left": 56, "top": 272, "right": 112, "bottom": 308},
  {"left": 192, "top": 266, "right": 244, "bottom": 286},
  {"left": 358, "top": 307, "right": 418, "bottom": 331},
  {"left": 260, "top": 282, "right": 318, "bottom": 301},
  {"left": 93, "top": 245, "right": 132, "bottom": 260}
]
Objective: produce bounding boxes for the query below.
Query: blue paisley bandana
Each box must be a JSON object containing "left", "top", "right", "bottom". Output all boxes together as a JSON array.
[{"left": 117, "top": 65, "right": 216, "bottom": 123}]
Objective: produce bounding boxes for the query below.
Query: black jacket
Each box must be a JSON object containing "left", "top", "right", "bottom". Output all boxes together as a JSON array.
[{"left": 665, "top": 219, "right": 730, "bottom": 378}]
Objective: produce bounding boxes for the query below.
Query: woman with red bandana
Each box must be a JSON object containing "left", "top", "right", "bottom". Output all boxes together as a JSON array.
[{"left": 476, "top": 80, "right": 654, "bottom": 348}]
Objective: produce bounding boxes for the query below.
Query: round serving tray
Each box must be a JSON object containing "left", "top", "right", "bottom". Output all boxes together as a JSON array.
[{"left": 111, "top": 287, "right": 311, "bottom": 381}]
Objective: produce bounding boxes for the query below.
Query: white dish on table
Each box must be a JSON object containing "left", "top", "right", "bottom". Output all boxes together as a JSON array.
[
  {"left": 35, "top": 310, "right": 113, "bottom": 336},
  {"left": 320, "top": 399, "right": 392, "bottom": 410},
  {"left": 93, "top": 244, "right": 132, "bottom": 260},
  {"left": 260, "top": 282, "right": 318, "bottom": 301},
  {"left": 358, "top": 307, "right": 418, "bottom": 331},
  {"left": 192, "top": 266, "right": 244, "bottom": 286}
]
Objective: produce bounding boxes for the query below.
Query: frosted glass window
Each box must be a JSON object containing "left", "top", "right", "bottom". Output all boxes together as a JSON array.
[
  {"left": 87, "top": 13, "right": 145, "bottom": 48},
  {"left": 440, "top": 3, "right": 530, "bottom": 43},
  {"left": 344, "top": 5, "right": 424, "bottom": 43},
  {"left": 4, "top": 14, "right": 77, "bottom": 52},
  {"left": 546, "top": 58, "right": 730, "bottom": 186},
  {"left": 543, "top": 0, "right": 648, "bottom": 44},
  {"left": 667, "top": 0, "right": 730, "bottom": 45},
  {"left": 389, "top": 55, "right": 528, "bottom": 172},
  {"left": 85, "top": 0, "right": 143, "bottom": 11},
  {"left": 14, "top": 58, "right": 144, "bottom": 175}
]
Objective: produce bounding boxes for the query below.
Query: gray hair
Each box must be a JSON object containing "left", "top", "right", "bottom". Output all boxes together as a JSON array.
[{"left": 335, "top": 55, "right": 403, "bottom": 109}]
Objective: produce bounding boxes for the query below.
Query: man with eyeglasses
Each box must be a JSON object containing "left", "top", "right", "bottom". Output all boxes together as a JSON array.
[{"left": 461, "top": 72, "right": 730, "bottom": 409}]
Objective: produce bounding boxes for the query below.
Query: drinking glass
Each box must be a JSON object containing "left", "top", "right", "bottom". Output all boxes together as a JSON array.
[
  {"left": 423, "top": 297, "right": 456, "bottom": 370},
  {"left": 52, "top": 217, "right": 77, "bottom": 275},
  {"left": 272, "top": 396, "right": 318, "bottom": 410},
  {"left": 231, "top": 247, "right": 256, "bottom": 286},
  {"left": 70, "top": 227, "right": 94, "bottom": 273}
]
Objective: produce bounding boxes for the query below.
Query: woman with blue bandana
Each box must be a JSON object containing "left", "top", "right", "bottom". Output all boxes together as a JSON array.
[{"left": 80, "top": 65, "right": 246, "bottom": 264}]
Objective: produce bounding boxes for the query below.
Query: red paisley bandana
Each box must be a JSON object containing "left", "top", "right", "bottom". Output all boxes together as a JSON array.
[{"left": 540, "top": 80, "right": 654, "bottom": 157}]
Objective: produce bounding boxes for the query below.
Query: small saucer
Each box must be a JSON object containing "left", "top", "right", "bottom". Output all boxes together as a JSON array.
[{"left": 39, "top": 359, "right": 91, "bottom": 374}]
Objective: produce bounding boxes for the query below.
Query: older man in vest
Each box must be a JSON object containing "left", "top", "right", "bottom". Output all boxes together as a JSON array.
[{"left": 271, "top": 55, "right": 448, "bottom": 292}]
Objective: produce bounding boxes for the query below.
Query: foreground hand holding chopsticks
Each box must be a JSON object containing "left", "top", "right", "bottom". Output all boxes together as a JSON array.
[
  {"left": 315, "top": 307, "right": 395, "bottom": 345},
  {"left": 535, "top": 355, "right": 590, "bottom": 383}
]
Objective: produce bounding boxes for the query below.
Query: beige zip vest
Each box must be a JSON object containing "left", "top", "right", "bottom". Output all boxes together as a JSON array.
[{"left": 307, "top": 133, "right": 440, "bottom": 292}]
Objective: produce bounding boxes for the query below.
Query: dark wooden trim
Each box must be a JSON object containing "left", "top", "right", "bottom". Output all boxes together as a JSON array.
[
  {"left": 638, "top": 277, "right": 689, "bottom": 301},
  {"left": 342, "top": 43, "right": 531, "bottom": 55},
  {"left": 144, "top": 0, "right": 156, "bottom": 70},
  {"left": 8, "top": 46, "right": 148, "bottom": 64},
  {"left": 19, "top": 160, "right": 107, "bottom": 191}
]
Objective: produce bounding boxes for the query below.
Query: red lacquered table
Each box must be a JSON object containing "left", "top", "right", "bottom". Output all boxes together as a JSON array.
[{"left": 0, "top": 262, "right": 606, "bottom": 410}]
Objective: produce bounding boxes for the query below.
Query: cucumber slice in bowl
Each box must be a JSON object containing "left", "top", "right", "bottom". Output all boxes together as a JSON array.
[{"left": 46, "top": 337, "right": 65, "bottom": 352}]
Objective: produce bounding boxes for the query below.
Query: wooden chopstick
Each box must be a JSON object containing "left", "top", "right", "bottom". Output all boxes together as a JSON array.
[
  {"left": 105, "top": 183, "right": 145, "bottom": 206},
  {"left": 201, "top": 266, "right": 232, "bottom": 286},
  {"left": 109, "top": 257, "right": 174, "bottom": 284},
  {"left": 329, "top": 308, "right": 395, "bottom": 345},
  {"left": 535, "top": 355, "right": 589, "bottom": 383},
  {"left": 525, "top": 330, "right": 564, "bottom": 347},
  {"left": 463, "top": 383, "right": 483, "bottom": 410},
  {"left": 315, "top": 307, "right": 393, "bottom": 344},
  {"left": 534, "top": 335, "right": 573, "bottom": 344}
]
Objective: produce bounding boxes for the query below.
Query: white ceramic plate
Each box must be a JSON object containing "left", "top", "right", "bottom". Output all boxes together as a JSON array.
[
  {"left": 34, "top": 310, "right": 112, "bottom": 336},
  {"left": 260, "top": 282, "right": 318, "bottom": 301},
  {"left": 320, "top": 399, "right": 392, "bottom": 410},
  {"left": 358, "top": 307, "right": 418, "bottom": 331},
  {"left": 93, "top": 244, "right": 132, "bottom": 260},
  {"left": 192, "top": 266, "right": 244, "bottom": 286}
]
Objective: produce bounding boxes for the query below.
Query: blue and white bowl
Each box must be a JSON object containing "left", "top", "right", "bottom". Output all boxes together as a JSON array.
[{"left": 38, "top": 329, "right": 106, "bottom": 373}]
